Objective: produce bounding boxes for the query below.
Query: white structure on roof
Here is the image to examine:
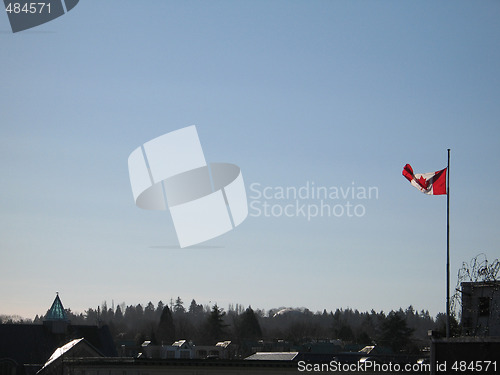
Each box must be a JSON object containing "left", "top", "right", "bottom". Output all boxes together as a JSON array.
[
  {"left": 141, "top": 340, "right": 235, "bottom": 360},
  {"left": 163, "top": 340, "right": 195, "bottom": 359},
  {"left": 245, "top": 352, "right": 299, "bottom": 361},
  {"left": 37, "top": 338, "right": 103, "bottom": 374},
  {"left": 39, "top": 338, "right": 84, "bottom": 372}
]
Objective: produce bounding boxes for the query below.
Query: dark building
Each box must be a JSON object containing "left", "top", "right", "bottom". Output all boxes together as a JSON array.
[
  {"left": 461, "top": 281, "right": 500, "bottom": 336},
  {"left": 0, "top": 294, "right": 116, "bottom": 375},
  {"left": 429, "top": 281, "right": 500, "bottom": 374},
  {"left": 430, "top": 337, "right": 500, "bottom": 375}
]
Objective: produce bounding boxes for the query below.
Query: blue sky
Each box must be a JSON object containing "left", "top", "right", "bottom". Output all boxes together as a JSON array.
[{"left": 1, "top": 1, "right": 499, "bottom": 319}]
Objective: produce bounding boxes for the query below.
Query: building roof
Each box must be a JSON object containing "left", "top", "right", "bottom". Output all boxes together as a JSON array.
[
  {"left": 462, "top": 280, "right": 500, "bottom": 287},
  {"left": 39, "top": 338, "right": 84, "bottom": 371},
  {"left": 215, "top": 340, "right": 231, "bottom": 348},
  {"left": 172, "top": 340, "right": 186, "bottom": 347},
  {"left": 245, "top": 352, "right": 299, "bottom": 361},
  {"left": 0, "top": 324, "right": 117, "bottom": 367},
  {"left": 0, "top": 294, "right": 117, "bottom": 372},
  {"left": 44, "top": 294, "right": 68, "bottom": 321},
  {"left": 359, "top": 345, "right": 375, "bottom": 354},
  {"left": 171, "top": 340, "right": 193, "bottom": 349},
  {"left": 37, "top": 338, "right": 104, "bottom": 374}
]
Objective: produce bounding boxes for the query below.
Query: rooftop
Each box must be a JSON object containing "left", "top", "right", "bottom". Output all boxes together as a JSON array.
[{"left": 44, "top": 294, "right": 68, "bottom": 321}]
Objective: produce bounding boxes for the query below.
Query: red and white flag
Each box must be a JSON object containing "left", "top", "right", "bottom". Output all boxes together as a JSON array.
[{"left": 402, "top": 164, "right": 447, "bottom": 195}]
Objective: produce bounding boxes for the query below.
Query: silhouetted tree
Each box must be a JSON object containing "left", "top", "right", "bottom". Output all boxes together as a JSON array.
[
  {"left": 115, "top": 305, "right": 123, "bottom": 322},
  {"left": 85, "top": 308, "right": 98, "bottom": 325},
  {"left": 174, "top": 297, "right": 186, "bottom": 314},
  {"left": 358, "top": 313, "right": 376, "bottom": 340},
  {"left": 188, "top": 299, "right": 204, "bottom": 316},
  {"left": 204, "top": 304, "right": 228, "bottom": 344},
  {"left": 356, "top": 331, "right": 372, "bottom": 346},
  {"left": 235, "top": 306, "right": 262, "bottom": 340},
  {"left": 378, "top": 311, "right": 414, "bottom": 353},
  {"left": 100, "top": 302, "right": 108, "bottom": 322},
  {"left": 135, "top": 304, "right": 144, "bottom": 318},
  {"left": 157, "top": 306, "right": 176, "bottom": 345},
  {"left": 149, "top": 326, "right": 158, "bottom": 345},
  {"left": 435, "top": 313, "right": 460, "bottom": 337},
  {"left": 144, "top": 302, "right": 155, "bottom": 322},
  {"left": 336, "top": 324, "right": 355, "bottom": 342},
  {"left": 155, "top": 301, "right": 164, "bottom": 321}
]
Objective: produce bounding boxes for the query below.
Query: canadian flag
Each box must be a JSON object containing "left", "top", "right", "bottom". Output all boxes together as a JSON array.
[{"left": 402, "top": 164, "right": 447, "bottom": 195}]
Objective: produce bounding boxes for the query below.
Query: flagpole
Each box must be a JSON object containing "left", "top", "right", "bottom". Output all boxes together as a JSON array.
[{"left": 446, "top": 148, "right": 450, "bottom": 338}]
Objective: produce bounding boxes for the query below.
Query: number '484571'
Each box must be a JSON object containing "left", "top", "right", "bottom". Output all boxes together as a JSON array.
[
  {"left": 5, "top": 3, "right": 51, "bottom": 14},
  {"left": 451, "top": 361, "right": 497, "bottom": 372}
]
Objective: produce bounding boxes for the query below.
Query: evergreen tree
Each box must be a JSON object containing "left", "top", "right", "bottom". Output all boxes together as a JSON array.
[
  {"left": 236, "top": 306, "right": 262, "bottom": 340},
  {"left": 336, "top": 324, "right": 355, "bottom": 342},
  {"left": 188, "top": 299, "right": 203, "bottom": 316},
  {"left": 100, "top": 302, "right": 108, "bottom": 322},
  {"left": 135, "top": 304, "right": 144, "bottom": 318},
  {"left": 115, "top": 305, "right": 124, "bottom": 322},
  {"left": 356, "top": 331, "right": 372, "bottom": 345},
  {"left": 174, "top": 297, "right": 186, "bottom": 314},
  {"left": 144, "top": 301, "right": 156, "bottom": 322},
  {"left": 107, "top": 308, "right": 115, "bottom": 323},
  {"left": 85, "top": 308, "right": 98, "bottom": 325},
  {"left": 124, "top": 305, "right": 136, "bottom": 325},
  {"left": 357, "top": 314, "right": 375, "bottom": 343},
  {"left": 156, "top": 301, "right": 165, "bottom": 321},
  {"left": 377, "top": 311, "right": 414, "bottom": 353},
  {"left": 157, "top": 306, "right": 176, "bottom": 345},
  {"left": 149, "top": 326, "right": 159, "bottom": 345},
  {"left": 204, "top": 304, "right": 228, "bottom": 344}
]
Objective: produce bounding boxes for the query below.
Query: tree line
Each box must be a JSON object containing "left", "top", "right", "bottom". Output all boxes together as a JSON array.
[{"left": 4, "top": 298, "right": 456, "bottom": 356}]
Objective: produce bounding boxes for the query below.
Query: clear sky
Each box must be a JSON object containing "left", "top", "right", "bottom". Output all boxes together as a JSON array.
[{"left": 1, "top": 0, "right": 499, "bottom": 320}]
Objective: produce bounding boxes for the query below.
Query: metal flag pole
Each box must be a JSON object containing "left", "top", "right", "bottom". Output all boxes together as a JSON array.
[{"left": 446, "top": 148, "right": 450, "bottom": 338}]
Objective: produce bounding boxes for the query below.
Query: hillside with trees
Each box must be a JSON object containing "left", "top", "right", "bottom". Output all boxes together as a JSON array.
[{"left": 4, "top": 298, "right": 452, "bottom": 356}]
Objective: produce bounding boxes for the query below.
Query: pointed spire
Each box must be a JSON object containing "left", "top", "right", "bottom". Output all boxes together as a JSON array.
[{"left": 45, "top": 293, "right": 68, "bottom": 321}]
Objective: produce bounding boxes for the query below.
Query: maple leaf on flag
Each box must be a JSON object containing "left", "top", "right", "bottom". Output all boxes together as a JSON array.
[
  {"left": 417, "top": 175, "right": 428, "bottom": 189},
  {"left": 402, "top": 163, "right": 447, "bottom": 195}
]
